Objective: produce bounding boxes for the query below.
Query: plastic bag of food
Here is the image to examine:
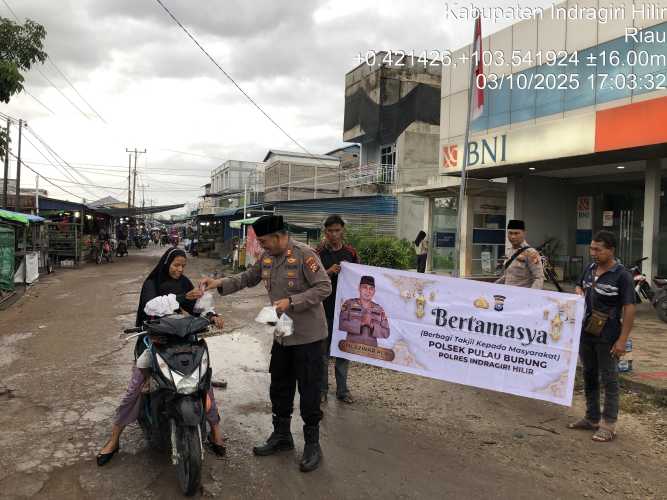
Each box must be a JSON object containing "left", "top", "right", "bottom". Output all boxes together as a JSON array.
[
  {"left": 193, "top": 292, "right": 215, "bottom": 315},
  {"left": 275, "top": 313, "right": 294, "bottom": 338},
  {"left": 255, "top": 306, "right": 279, "bottom": 325}
]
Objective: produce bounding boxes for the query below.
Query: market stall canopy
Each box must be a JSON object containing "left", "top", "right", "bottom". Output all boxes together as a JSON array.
[
  {"left": 94, "top": 204, "right": 184, "bottom": 217},
  {"left": 0, "top": 209, "right": 44, "bottom": 225},
  {"left": 230, "top": 216, "right": 320, "bottom": 237}
]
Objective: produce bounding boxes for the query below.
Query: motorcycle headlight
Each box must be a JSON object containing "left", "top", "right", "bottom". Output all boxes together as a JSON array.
[{"left": 200, "top": 350, "right": 209, "bottom": 376}]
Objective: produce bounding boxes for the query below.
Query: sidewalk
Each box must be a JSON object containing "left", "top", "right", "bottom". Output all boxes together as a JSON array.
[{"left": 622, "top": 304, "right": 667, "bottom": 399}]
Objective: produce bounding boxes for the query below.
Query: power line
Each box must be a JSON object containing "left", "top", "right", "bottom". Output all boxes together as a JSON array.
[
  {"left": 161, "top": 148, "right": 226, "bottom": 161},
  {"left": 23, "top": 88, "right": 56, "bottom": 115},
  {"left": 47, "top": 58, "right": 107, "bottom": 123},
  {"left": 37, "top": 68, "right": 91, "bottom": 119},
  {"left": 21, "top": 132, "right": 101, "bottom": 199},
  {"left": 8, "top": 152, "right": 85, "bottom": 200},
  {"left": 153, "top": 0, "right": 323, "bottom": 164}
]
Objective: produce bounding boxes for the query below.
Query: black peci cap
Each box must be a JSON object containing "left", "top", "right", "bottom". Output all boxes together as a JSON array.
[
  {"left": 252, "top": 215, "right": 286, "bottom": 237},
  {"left": 507, "top": 219, "right": 525, "bottom": 230},
  {"left": 360, "top": 275, "right": 375, "bottom": 287}
]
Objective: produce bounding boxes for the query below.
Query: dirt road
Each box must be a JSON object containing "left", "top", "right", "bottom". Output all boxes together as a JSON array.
[{"left": 0, "top": 249, "right": 665, "bottom": 499}]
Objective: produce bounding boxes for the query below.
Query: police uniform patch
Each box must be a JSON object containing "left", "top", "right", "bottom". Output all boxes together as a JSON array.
[
  {"left": 287, "top": 257, "right": 297, "bottom": 264},
  {"left": 305, "top": 256, "right": 319, "bottom": 273},
  {"left": 287, "top": 271, "right": 297, "bottom": 278},
  {"left": 288, "top": 280, "right": 295, "bottom": 288}
]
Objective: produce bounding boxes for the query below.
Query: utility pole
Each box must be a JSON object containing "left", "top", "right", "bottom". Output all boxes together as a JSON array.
[
  {"left": 127, "top": 153, "right": 132, "bottom": 212},
  {"left": 15, "top": 119, "right": 24, "bottom": 211},
  {"left": 2, "top": 118, "right": 9, "bottom": 209},
  {"left": 125, "top": 148, "right": 146, "bottom": 218},
  {"left": 35, "top": 175, "right": 39, "bottom": 214}
]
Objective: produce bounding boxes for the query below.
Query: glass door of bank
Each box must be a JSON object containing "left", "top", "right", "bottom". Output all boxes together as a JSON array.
[{"left": 598, "top": 191, "right": 643, "bottom": 267}]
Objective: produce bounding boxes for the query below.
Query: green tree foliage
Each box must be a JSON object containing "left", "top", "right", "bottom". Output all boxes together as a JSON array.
[
  {"left": 344, "top": 225, "right": 416, "bottom": 270},
  {"left": 0, "top": 17, "right": 47, "bottom": 160}
]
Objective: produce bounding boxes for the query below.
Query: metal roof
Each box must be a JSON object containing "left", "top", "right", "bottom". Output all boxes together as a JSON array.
[{"left": 262, "top": 150, "right": 339, "bottom": 162}]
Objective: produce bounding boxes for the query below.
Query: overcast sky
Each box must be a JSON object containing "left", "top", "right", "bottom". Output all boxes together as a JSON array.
[{"left": 0, "top": 0, "right": 550, "bottom": 213}]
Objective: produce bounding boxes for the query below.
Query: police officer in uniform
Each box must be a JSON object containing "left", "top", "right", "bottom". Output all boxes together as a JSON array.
[
  {"left": 339, "top": 276, "right": 390, "bottom": 346},
  {"left": 202, "top": 215, "right": 331, "bottom": 472},
  {"left": 495, "top": 219, "right": 544, "bottom": 289}
]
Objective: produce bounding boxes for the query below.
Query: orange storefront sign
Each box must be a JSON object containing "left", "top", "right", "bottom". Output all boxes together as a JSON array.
[{"left": 595, "top": 95, "right": 667, "bottom": 152}]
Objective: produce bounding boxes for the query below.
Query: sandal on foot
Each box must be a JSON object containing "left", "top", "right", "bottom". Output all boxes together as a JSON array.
[
  {"left": 592, "top": 427, "right": 616, "bottom": 442},
  {"left": 567, "top": 419, "right": 599, "bottom": 431},
  {"left": 97, "top": 442, "right": 120, "bottom": 466}
]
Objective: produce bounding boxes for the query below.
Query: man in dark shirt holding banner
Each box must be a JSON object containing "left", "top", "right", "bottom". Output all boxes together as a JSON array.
[
  {"left": 569, "top": 230, "right": 635, "bottom": 442},
  {"left": 316, "top": 215, "right": 360, "bottom": 404}
]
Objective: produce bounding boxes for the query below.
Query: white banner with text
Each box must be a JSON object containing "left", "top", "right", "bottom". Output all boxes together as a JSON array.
[{"left": 331, "top": 263, "right": 584, "bottom": 406}]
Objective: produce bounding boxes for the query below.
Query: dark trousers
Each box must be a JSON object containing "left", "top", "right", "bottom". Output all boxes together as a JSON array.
[
  {"left": 269, "top": 340, "right": 324, "bottom": 427},
  {"left": 322, "top": 316, "right": 350, "bottom": 398},
  {"left": 580, "top": 341, "right": 620, "bottom": 424},
  {"left": 417, "top": 254, "right": 427, "bottom": 273}
]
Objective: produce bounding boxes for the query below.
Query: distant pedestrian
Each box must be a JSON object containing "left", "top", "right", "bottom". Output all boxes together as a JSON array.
[
  {"left": 414, "top": 231, "right": 428, "bottom": 273},
  {"left": 316, "top": 214, "right": 360, "bottom": 404},
  {"left": 568, "top": 230, "right": 635, "bottom": 442},
  {"left": 495, "top": 219, "right": 543, "bottom": 289}
]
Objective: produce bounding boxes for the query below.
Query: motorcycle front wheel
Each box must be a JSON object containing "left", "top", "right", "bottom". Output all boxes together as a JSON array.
[{"left": 174, "top": 425, "right": 202, "bottom": 496}]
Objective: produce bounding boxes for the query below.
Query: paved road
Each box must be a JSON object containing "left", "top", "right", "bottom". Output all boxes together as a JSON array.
[{"left": 0, "top": 249, "right": 665, "bottom": 499}]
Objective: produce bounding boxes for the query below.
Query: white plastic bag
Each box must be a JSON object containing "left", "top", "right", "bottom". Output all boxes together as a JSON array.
[
  {"left": 144, "top": 294, "right": 180, "bottom": 317},
  {"left": 194, "top": 292, "right": 215, "bottom": 315},
  {"left": 275, "top": 313, "right": 294, "bottom": 338},
  {"left": 255, "top": 306, "right": 279, "bottom": 325}
]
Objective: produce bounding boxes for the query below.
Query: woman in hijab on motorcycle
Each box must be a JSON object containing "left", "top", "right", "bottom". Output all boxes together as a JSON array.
[{"left": 97, "top": 248, "right": 226, "bottom": 466}]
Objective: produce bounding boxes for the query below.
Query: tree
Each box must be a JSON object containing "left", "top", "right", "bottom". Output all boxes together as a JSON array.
[{"left": 0, "top": 17, "right": 47, "bottom": 160}]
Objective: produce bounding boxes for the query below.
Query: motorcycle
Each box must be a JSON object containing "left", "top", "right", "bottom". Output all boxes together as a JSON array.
[
  {"left": 628, "top": 257, "right": 667, "bottom": 323},
  {"left": 96, "top": 240, "right": 113, "bottom": 264},
  {"left": 122, "top": 316, "right": 213, "bottom": 496},
  {"left": 654, "top": 277, "right": 667, "bottom": 323}
]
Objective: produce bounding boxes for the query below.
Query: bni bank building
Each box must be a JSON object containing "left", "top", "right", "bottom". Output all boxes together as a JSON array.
[{"left": 400, "top": 1, "right": 667, "bottom": 281}]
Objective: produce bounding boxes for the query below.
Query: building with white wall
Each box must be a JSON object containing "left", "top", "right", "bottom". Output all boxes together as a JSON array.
[
  {"left": 263, "top": 150, "right": 341, "bottom": 202},
  {"left": 406, "top": 1, "right": 667, "bottom": 278}
]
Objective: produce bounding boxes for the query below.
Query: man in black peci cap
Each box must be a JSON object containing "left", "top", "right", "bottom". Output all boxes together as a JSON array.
[
  {"left": 201, "top": 215, "right": 331, "bottom": 472},
  {"left": 496, "top": 219, "right": 544, "bottom": 289}
]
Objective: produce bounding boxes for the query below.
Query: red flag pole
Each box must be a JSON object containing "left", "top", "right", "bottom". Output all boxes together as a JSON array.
[{"left": 454, "top": 16, "right": 482, "bottom": 278}]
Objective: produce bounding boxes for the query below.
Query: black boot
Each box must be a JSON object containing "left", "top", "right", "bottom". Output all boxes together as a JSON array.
[
  {"left": 253, "top": 416, "right": 294, "bottom": 456},
  {"left": 299, "top": 425, "right": 322, "bottom": 472}
]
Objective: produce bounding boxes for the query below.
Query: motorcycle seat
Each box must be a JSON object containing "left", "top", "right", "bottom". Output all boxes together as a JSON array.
[
  {"left": 146, "top": 316, "right": 209, "bottom": 338},
  {"left": 654, "top": 277, "right": 667, "bottom": 287}
]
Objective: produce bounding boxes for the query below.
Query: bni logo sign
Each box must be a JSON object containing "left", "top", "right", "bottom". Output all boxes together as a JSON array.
[{"left": 442, "top": 144, "right": 458, "bottom": 169}]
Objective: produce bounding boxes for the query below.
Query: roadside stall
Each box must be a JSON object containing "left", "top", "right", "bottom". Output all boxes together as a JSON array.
[{"left": 0, "top": 209, "right": 47, "bottom": 304}]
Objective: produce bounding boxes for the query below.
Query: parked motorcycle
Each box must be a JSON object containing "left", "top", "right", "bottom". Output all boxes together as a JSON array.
[
  {"left": 122, "top": 316, "right": 213, "bottom": 496},
  {"left": 628, "top": 257, "right": 667, "bottom": 323},
  {"left": 535, "top": 239, "right": 562, "bottom": 292},
  {"left": 653, "top": 277, "right": 667, "bottom": 323}
]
